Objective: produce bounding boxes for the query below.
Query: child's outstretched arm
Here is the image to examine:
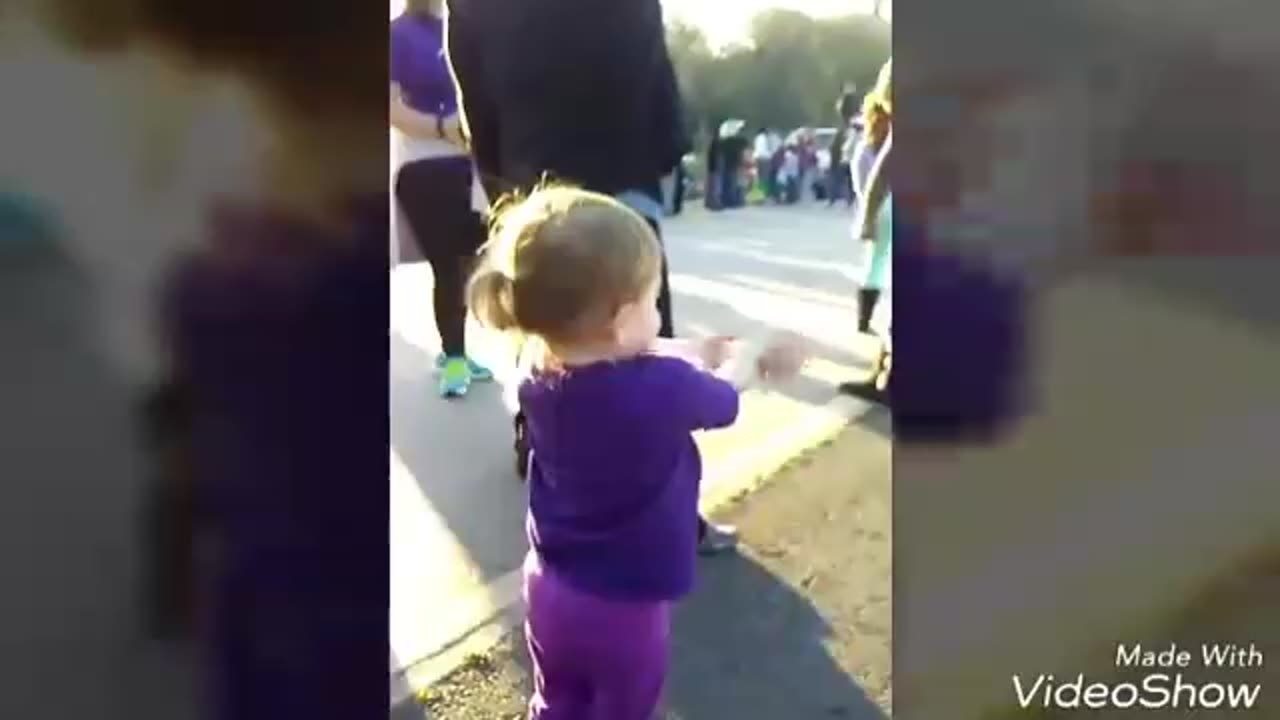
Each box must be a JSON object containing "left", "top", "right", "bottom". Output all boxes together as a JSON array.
[
  {"left": 658, "top": 351, "right": 740, "bottom": 432},
  {"left": 656, "top": 333, "right": 809, "bottom": 431},
  {"left": 714, "top": 332, "right": 809, "bottom": 392}
]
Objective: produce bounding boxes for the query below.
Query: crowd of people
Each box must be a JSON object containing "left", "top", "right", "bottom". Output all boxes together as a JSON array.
[
  {"left": 701, "top": 98, "right": 862, "bottom": 211},
  {"left": 690, "top": 69, "right": 894, "bottom": 401},
  {"left": 707, "top": 123, "right": 826, "bottom": 209}
]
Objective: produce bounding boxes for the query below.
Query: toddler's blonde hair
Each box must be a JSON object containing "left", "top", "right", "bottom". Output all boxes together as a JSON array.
[{"left": 469, "top": 185, "right": 663, "bottom": 346}]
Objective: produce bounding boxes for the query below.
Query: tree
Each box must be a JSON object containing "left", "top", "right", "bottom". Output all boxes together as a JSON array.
[{"left": 666, "top": 11, "right": 890, "bottom": 144}]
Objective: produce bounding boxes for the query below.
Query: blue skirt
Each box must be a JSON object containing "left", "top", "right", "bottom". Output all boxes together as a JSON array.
[{"left": 859, "top": 194, "right": 892, "bottom": 290}]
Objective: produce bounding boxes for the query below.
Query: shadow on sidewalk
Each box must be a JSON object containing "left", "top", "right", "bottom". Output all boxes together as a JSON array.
[
  {"left": 390, "top": 330, "right": 527, "bottom": 583},
  {"left": 664, "top": 552, "right": 888, "bottom": 720},
  {"left": 851, "top": 404, "right": 892, "bottom": 442},
  {"left": 435, "top": 551, "right": 890, "bottom": 720}
]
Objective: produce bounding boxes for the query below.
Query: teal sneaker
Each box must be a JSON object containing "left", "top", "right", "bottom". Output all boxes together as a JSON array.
[
  {"left": 437, "top": 357, "right": 472, "bottom": 398},
  {"left": 435, "top": 354, "right": 494, "bottom": 383}
]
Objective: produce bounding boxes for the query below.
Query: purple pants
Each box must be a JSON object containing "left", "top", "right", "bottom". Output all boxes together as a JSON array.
[{"left": 523, "top": 552, "right": 670, "bottom": 720}]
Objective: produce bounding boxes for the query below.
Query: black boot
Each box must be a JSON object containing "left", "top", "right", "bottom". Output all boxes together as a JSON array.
[
  {"left": 838, "top": 377, "right": 890, "bottom": 405},
  {"left": 857, "top": 288, "right": 881, "bottom": 333},
  {"left": 839, "top": 351, "right": 891, "bottom": 405}
]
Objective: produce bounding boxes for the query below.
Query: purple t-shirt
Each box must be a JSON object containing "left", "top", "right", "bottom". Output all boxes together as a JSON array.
[
  {"left": 519, "top": 355, "right": 740, "bottom": 602},
  {"left": 390, "top": 12, "right": 457, "bottom": 116}
]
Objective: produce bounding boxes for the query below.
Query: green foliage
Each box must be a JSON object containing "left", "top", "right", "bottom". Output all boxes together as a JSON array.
[{"left": 667, "top": 11, "right": 890, "bottom": 143}]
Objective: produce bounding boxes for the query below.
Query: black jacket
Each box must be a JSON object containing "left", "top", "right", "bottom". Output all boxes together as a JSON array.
[
  {"left": 446, "top": 0, "right": 690, "bottom": 203},
  {"left": 838, "top": 91, "right": 860, "bottom": 123}
]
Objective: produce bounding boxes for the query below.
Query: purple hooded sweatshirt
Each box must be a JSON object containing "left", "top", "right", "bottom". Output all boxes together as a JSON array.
[{"left": 166, "top": 194, "right": 388, "bottom": 719}]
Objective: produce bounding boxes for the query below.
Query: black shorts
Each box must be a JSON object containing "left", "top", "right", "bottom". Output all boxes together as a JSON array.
[{"left": 394, "top": 157, "right": 487, "bottom": 262}]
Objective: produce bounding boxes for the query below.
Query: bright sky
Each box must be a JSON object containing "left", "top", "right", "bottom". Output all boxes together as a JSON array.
[
  {"left": 663, "top": 0, "right": 890, "bottom": 50},
  {"left": 388, "top": 0, "right": 892, "bottom": 45}
]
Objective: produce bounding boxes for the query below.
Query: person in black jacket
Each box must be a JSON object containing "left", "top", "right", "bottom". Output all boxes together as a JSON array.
[
  {"left": 719, "top": 128, "right": 749, "bottom": 209},
  {"left": 704, "top": 127, "right": 724, "bottom": 211},
  {"left": 837, "top": 81, "right": 860, "bottom": 124},
  {"left": 446, "top": 0, "right": 737, "bottom": 554},
  {"left": 446, "top": 0, "right": 687, "bottom": 333}
]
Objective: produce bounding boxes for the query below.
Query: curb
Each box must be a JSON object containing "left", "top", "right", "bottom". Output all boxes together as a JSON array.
[{"left": 393, "top": 394, "right": 869, "bottom": 702}]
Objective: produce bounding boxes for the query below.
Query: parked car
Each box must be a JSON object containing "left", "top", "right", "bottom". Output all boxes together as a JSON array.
[{"left": 812, "top": 127, "right": 838, "bottom": 172}]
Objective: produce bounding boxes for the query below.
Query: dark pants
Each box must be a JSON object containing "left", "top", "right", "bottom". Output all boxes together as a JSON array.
[
  {"left": 828, "top": 163, "right": 853, "bottom": 206},
  {"left": 395, "top": 157, "right": 486, "bottom": 358},
  {"left": 858, "top": 288, "right": 882, "bottom": 333},
  {"left": 672, "top": 166, "right": 685, "bottom": 215},
  {"left": 646, "top": 218, "right": 675, "bottom": 339},
  {"left": 783, "top": 177, "right": 800, "bottom": 204},
  {"left": 704, "top": 170, "right": 722, "bottom": 210},
  {"left": 721, "top": 169, "right": 742, "bottom": 209}
]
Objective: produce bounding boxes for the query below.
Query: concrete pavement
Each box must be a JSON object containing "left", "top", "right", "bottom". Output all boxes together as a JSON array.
[{"left": 390, "top": 203, "right": 882, "bottom": 693}]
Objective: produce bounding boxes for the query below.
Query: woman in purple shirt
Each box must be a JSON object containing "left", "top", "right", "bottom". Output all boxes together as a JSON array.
[
  {"left": 468, "top": 186, "right": 806, "bottom": 720},
  {"left": 391, "top": 0, "right": 494, "bottom": 398}
]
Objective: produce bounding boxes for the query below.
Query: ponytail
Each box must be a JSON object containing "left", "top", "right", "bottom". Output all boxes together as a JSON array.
[{"left": 467, "top": 267, "right": 519, "bottom": 332}]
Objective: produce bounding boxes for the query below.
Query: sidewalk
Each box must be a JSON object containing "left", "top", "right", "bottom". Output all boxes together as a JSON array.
[{"left": 398, "top": 413, "right": 893, "bottom": 720}]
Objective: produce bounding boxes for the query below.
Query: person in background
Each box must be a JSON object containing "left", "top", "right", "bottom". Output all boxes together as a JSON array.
[
  {"left": 837, "top": 80, "right": 859, "bottom": 125},
  {"left": 445, "top": 0, "right": 739, "bottom": 552},
  {"left": 841, "top": 59, "right": 893, "bottom": 402},
  {"left": 704, "top": 124, "right": 724, "bottom": 211},
  {"left": 778, "top": 143, "right": 801, "bottom": 204},
  {"left": 851, "top": 59, "right": 892, "bottom": 335},
  {"left": 797, "top": 130, "right": 819, "bottom": 203},
  {"left": 391, "top": 0, "right": 494, "bottom": 398},
  {"left": 660, "top": 169, "right": 677, "bottom": 216},
  {"left": 718, "top": 124, "right": 749, "bottom": 209},
  {"left": 826, "top": 121, "right": 854, "bottom": 207},
  {"left": 672, "top": 155, "right": 687, "bottom": 215},
  {"left": 467, "top": 187, "right": 807, "bottom": 720},
  {"left": 768, "top": 128, "right": 784, "bottom": 155},
  {"left": 769, "top": 139, "right": 787, "bottom": 204},
  {"left": 840, "top": 129, "right": 893, "bottom": 402},
  {"left": 840, "top": 117, "right": 859, "bottom": 196},
  {"left": 766, "top": 127, "right": 784, "bottom": 202},
  {"left": 752, "top": 126, "right": 775, "bottom": 202}
]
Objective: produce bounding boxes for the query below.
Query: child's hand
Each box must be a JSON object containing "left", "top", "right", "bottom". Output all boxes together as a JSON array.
[
  {"left": 756, "top": 332, "right": 809, "bottom": 382},
  {"left": 698, "top": 335, "right": 735, "bottom": 371}
]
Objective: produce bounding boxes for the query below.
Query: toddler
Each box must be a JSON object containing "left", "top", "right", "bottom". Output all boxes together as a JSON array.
[{"left": 469, "top": 186, "right": 806, "bottom": 720}]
